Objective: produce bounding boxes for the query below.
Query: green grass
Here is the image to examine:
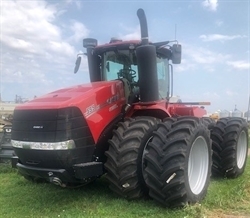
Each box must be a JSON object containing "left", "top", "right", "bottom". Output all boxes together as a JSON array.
[{"left": 0, "top": 161, "right": 250, "bottom": 218}]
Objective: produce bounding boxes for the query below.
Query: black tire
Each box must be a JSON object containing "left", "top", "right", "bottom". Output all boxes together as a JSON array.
[
  {"left": 145, "top": 116, "right": 212, "bottom": 207},
  {"left": 104, "top": 116, "right": 159, "bottom": 199},
  {"left": 210, "top": 117, "right": 248, "bottom": 178},
  {"left": 201, "top": 117, "right": 216, "bottom": 130}
]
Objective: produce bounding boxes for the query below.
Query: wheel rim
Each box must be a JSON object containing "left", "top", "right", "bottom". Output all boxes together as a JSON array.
[
  {"left": 237, "top": 130, "right": 247, "bottom": 169},
  {"left": 188, "top": 136, "right": 209, "bottom": 195}
]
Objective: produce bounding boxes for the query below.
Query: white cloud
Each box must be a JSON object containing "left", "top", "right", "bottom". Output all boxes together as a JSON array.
[
  {"left": 68, "top": 20, "right": 90, "bottom": 42},
  {"left": 174, "top": 44, "right": 231, "bottom": 74},
  {"left": 227, "top": 61, "right": 250, "bottom": 70},
  {"left": 188, "top": 46, "right": 230, "bottom": 64},
  {"left": 0, "top": 0, "right": 89, "bottom": 99},
  {"left": 215, "top": 20, "right": 223, "bottom": 27},
  {"left": 175, "top": 58, "right": 196, "bottom": 72},
  {"left": 118, "top": 25, "right": 141, "bottom": 41},
  {"left": 225, "top": 90, "right": 238, "bottom": 96},
  {"left": 0, "top": 1, "right": 77, "bottom": 57},
  {"left": 64, "top": 0, "right": 82, "bottom": 10},
  {"left": 200, "top": 34, "right": 247, "bottom": 42},
  {"left": 202, "top": 0, "right": 218, "bottom": 11},
  {"left": 75, "top": 1, "right": 82, "bottom": 10},
  {"left": 203, "top": 92, "right": 220, "bottom": 100}
]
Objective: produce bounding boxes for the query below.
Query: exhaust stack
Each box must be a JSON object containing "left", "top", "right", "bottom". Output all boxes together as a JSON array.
[
  {"left": 136, "top": 9, "right": 159, "bottom": 102},
  {"left": 83, "top": 38, "right": 101, "bottom": 82},
  {"left": 137, "top": 9, "right": 149, "bottom": 45}
]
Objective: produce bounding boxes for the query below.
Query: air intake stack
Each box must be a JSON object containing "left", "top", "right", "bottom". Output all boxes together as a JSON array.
[
  {"left": 136, "top": 9, "right": 159, "bottom": 102},
  {"left": 83, "top": 38, "right": 101, "bottom": 82}
]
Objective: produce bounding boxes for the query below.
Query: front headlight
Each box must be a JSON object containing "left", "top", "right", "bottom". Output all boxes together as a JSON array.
[{"left": 11, "top": 139, "right": 76, "bottom": 150}]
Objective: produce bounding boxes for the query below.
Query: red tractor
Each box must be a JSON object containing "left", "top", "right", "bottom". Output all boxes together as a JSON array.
[{"left": 11, "top": 9, "right": 248, "bottom": 207}]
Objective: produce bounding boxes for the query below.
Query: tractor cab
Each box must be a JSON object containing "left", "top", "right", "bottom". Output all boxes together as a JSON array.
[{"left": 75, "top": 37, "right": 181, "bottom": 104}]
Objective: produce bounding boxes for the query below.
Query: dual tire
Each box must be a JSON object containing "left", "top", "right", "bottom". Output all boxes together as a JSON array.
[
  {"left": 105, "top": 116, "right": 248, "bottom": 207},
  {"left": 210, "top": 117, "right": 248, "bottom": 178},
  {"left": 144, "top": 116, "right": 212, "bottom": 207},
  {"left": 105, "top": 116, "right": 213, "bottom": 206}
]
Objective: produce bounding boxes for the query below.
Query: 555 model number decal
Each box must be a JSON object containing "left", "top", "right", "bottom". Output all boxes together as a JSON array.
[{"left": 84, "top": 104, "right": 97, "bottom": 117}]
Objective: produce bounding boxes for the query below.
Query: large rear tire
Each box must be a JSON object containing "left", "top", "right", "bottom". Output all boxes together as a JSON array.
[
  {"left": 145, "top": 116, "right": 212, "bottom": 207},
  {"left": 210, "top": 117, "right": 248, "bottom": 178},
  {"left": 202, "top": 117, "right": 216, "bottom": 130},
  {"left": 104, "top": 116, "right": 159, "bottom": 199}
]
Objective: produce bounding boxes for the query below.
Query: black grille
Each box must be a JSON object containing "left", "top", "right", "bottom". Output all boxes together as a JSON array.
[{"left": 11, "top": 107, "right": 94, "bottom": 147}]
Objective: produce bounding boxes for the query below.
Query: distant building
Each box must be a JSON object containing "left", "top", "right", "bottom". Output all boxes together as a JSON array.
[{"left": 0, "top": 102, "right": 18, "bottom": 116}]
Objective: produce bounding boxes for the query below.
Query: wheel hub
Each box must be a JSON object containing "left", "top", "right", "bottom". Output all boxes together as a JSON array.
[
  {"left": 237, "top": 130, "right": 247, "bottom": 169},
  {"left": 188, "top": 136, "right": 209, "bottom": 195}
]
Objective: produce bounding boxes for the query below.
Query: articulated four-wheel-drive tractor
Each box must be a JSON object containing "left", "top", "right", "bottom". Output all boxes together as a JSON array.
[{"left": 11, "top": 9, "right": 248, "bottom": 207}]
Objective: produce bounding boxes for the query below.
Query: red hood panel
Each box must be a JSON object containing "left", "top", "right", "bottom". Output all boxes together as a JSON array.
[
  {"left": 15, "top": 80, "right": 126, "bottom": 143},
  {"left": 15, "top": 81, "right": 120, "bottom": 109}
]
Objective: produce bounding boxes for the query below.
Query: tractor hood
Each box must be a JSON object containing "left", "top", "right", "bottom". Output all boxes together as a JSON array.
[
  {"left": 12, "top": 80, "right": 126, "bottom": 143},
  {"left": 15, "top": 81, "right": 125, "bottom": 110}
]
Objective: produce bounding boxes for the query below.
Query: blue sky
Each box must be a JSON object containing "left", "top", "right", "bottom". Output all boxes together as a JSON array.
[{"left": 0, "top": 0, "right": 249, "bottom": 113}]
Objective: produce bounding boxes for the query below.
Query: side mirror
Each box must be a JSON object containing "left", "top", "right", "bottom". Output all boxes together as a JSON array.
[
  {"left": 74, "top": 56, "right": 82, "bottom": 74},
  {"left": 171, "top": 44, "right": 182, "bottom": 64}
]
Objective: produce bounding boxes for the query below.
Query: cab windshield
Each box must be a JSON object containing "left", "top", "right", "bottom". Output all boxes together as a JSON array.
[{"left": 101, "top": 50, "right": 170, "bottom": 99}]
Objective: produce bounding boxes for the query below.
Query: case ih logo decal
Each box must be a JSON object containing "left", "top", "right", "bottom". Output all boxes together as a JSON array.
[
  {"left": 107, "top": 94, "right": 119, "bottom": 104},
  {"left": 33, "top": 126, "right": 44, "bottom": 129}
]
